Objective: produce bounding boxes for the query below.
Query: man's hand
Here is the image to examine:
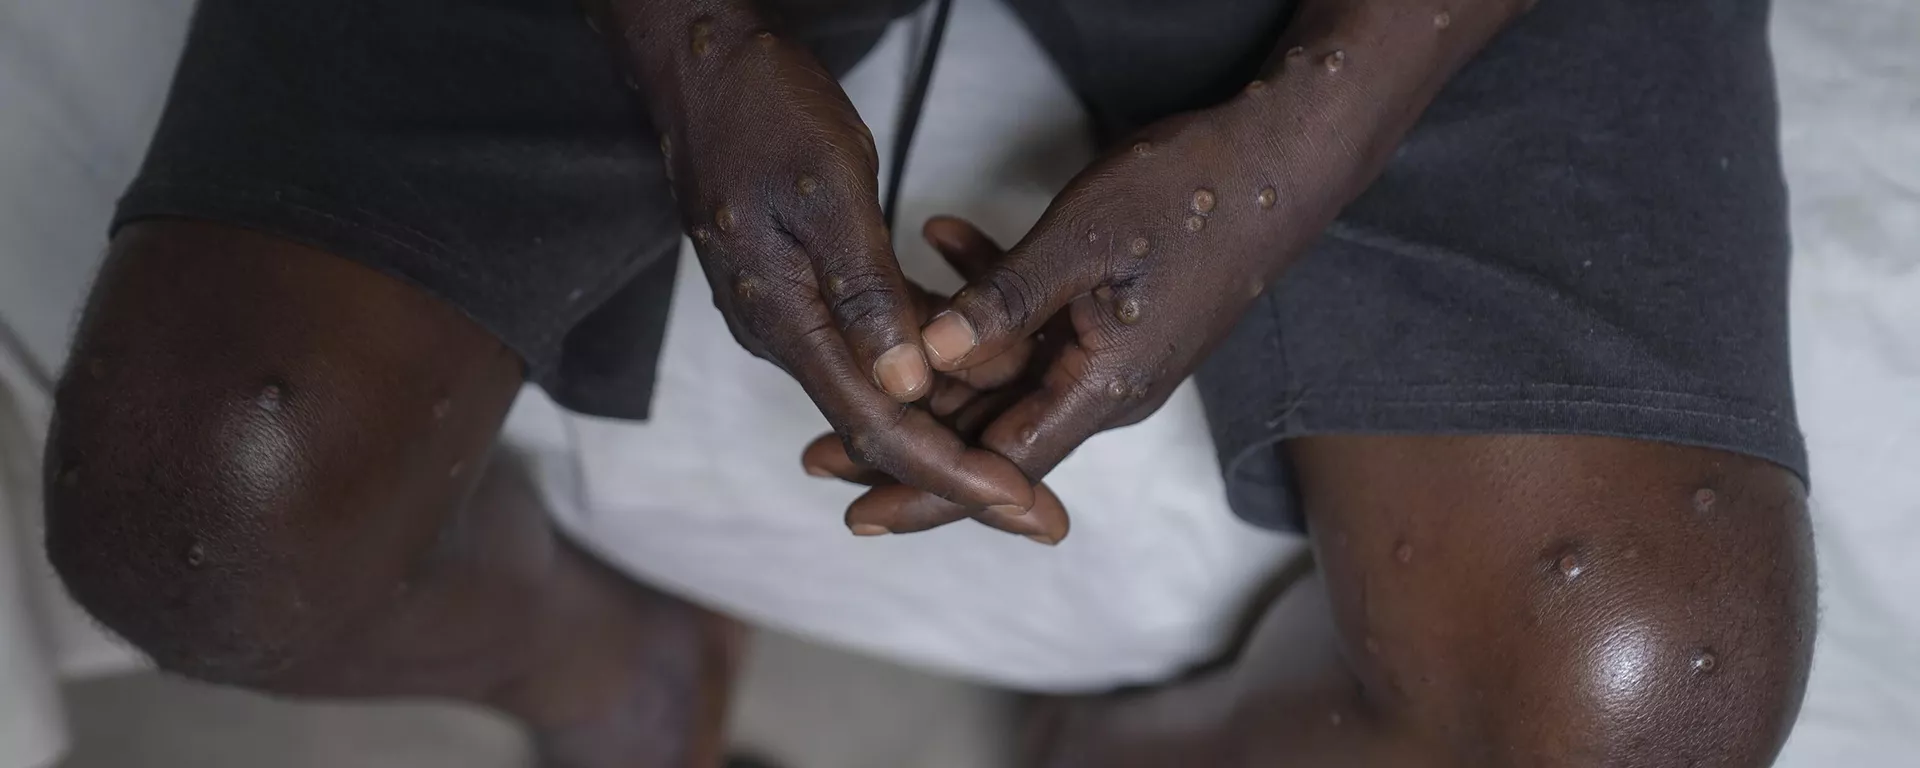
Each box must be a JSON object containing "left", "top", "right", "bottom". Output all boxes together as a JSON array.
[
  {"left": 602, "top": 0, "right": 1037, "bottom": 518},
  {"left": 837, "top": 0, "right": 1534, "bottom": 535},
  {"left": 801, "top": 217, "right": 1072, "bottom": 543}
]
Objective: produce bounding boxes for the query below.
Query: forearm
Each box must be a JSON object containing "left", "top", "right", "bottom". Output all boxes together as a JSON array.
[{"left": 1231, "top": 0, "right": 1533, "bottom": 270}]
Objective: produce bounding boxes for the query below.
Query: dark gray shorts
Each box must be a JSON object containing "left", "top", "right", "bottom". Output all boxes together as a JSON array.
[{"left": 116, "top": 0, "right": 1806, "bottom": 532}]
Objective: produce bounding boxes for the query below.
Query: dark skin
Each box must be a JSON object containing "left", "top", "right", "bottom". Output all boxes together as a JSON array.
[{"left": 42, "top": 0, "right": 1816, "bottom": 766}]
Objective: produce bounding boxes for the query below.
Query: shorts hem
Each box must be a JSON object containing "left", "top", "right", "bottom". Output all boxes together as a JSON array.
[{"left": 1211, "top": 382, "right": 1808, "bottom": 533}]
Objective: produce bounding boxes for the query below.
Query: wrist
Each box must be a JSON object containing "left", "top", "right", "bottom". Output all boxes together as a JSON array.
[{"left": 595, "top": 0, "right": 777, "bottom": 130}]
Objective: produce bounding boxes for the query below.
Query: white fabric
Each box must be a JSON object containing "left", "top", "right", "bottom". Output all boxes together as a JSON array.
[{"left": 1, "top": 0, "right": 1916, "bottom": 763}]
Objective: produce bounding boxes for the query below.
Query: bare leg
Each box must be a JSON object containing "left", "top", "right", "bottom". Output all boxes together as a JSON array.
[
  {"left": 1033, "top": 434, "right": 1816, "bottom": 767},
  {"left": 46, "top": 221, "right": 738, "bottom": 768}
]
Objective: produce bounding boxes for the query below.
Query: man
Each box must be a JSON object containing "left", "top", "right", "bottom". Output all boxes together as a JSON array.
[{"left": 44, "top": 0, "right": 1815, "bottom": 765}]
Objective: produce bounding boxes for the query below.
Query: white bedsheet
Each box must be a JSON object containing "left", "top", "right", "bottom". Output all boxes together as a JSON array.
[{"left": 1, "top": 0, "right": 1915, "bottom": 764}]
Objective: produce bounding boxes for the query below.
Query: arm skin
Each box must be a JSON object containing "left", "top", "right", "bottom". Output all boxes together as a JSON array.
[
  {"left": 578, "top": 0, "right": 1063, "bottom": 534},
  {"left": 830, "top": 0, "right": 1539, "bottom": 534}
]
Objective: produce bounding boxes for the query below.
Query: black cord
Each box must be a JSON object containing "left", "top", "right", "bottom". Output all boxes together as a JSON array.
[{"left": 881, "top": 0, "right": 955, "bottom": 230}]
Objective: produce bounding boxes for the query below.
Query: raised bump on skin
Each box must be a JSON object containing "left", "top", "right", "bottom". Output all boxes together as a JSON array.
[
  {"left": 1132, "top": 141, "right": 1154, "bottom": 157},
  {"left": 1286, "top": 46, "right": 1307, "bottom": 61},
  {"left": 1258, "top": 186, "right": 1278, "bottom": 209},
  {"left": 1186, "top": 215, "right": 1206, "bottom": 233},
  {"left": 714, "top": 205, "right": 735, "bottom": 233},
  {"left": 690, "top": 19, "right": 713, "bottom": 57},
  {"left": 825, "top": 274, "right": 846, "bottom": 294},
  {"left": 1690, "top": 648, "right": 1719, "bottom": 675},
  {"left": 185, "top": 541, "right": 206, "bottom": 568},
  {"left": 1245, "top": 80, "right": 1267, "bottom": 94},
  {"left": 1434, "top": 10, "right": 1453, "bottom": 28},
  {"left": 1192, "top": 188, "right": 1217, "bottom": 214},
  {"left": 691, "top": 225, "right": 713, "bottom": 245},
  {"left": 1115, "top": 297, "right": 1143, "bottom": 325},
  {"left": 1087, "top": 228, "right": 1099, "bottom": 243},
  {"left": 1324, "top": 50, "right": 1347, "bottom": 72},
  {"left": 797, "top": 175, "right": 819, "bottom": 196},
  {"left": 1556, "top": 550, "right": 1584, "bottom": 579},
  {"left": 1692, "top": 487, "right": 1717, "bottom": 513},
  {"left": 256, "top": 384, "right": 285, "bottom": 413},
  {"left": 1129, "top": 237, "right": 1151, "bottom": 257},
  {"left": 733, "top": 273, "right": 760, "bottom": 300}
]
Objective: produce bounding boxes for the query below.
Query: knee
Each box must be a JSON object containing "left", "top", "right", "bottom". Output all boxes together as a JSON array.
[
  {"left": 1468, "top": 587, "right": 1814, "bottom": 767},
  {"left": 1418, "top": 518, "right": 1816, "bottom": 767},
  {"left": 43, "top": 357, "right": 347, "bottom": 686},
  {"left": 41, "top": 223, "right": 519, "bottom": 688}
]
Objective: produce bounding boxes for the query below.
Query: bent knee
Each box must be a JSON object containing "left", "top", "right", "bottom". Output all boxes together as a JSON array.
[
  {"left": 45, "top": 365, "right": 335, "bottom": 684},
  {"left": 1297, "top": 436, "right": 1818, "bottom": 767},
  {"left": 42, "top": 222, "right": 520, "bottom": 685}
]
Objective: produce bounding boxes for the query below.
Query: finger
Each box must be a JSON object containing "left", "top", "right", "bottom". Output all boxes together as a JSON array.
[
  {"left": 790, "top": 196, "right": 931, "bottom": 402},
  {"left": 923, "top": 215, "right": 1003, "bottom": 281},
  {"left": 980, "top": 295, "right": 1153, "bottom": 479},
  {"left": 922, "top": 214, "right": 1108, "bottom": 373},
  {"left": 845, "top": 483, "right": 1070, "bottom": 544},
  {"left": 927, "top": 379, "right": 980, "bottom": 418},
  {"left": 939, "top": 337, "right": 1035, "bottom": 390},
  {"left": 801, "top": 432, "right": 892, "bottom": 486},
  {"left": 742, "top": 275, "right": 1035, "bottom": 513}
]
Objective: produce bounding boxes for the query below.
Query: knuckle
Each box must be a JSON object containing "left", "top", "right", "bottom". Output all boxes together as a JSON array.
[
  {"left": 974, "top": 267, "right": 1044, "bottom": 333},
  {"left": 824, "top": 275, "right": 903, "bottom": 341}
]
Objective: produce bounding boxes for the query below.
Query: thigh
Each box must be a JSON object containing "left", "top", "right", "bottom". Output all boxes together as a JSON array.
[
  {"left": 1188, "top": 0, "right": 1803, "bottom": 532},
  {"left": 117, "top": 0, "right": 918, "bottom": 421},
  {"left": 1000, "top": 0, "right": 1295, "bottom": 142}
]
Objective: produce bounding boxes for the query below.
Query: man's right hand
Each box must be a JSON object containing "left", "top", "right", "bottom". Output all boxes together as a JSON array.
[{"left": 601, "top": 0, "right": 1041, "bottom": 523}]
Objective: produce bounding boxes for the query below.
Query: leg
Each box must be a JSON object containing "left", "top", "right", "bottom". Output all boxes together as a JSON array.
[
  {"left": 46, "top": 222, "right": 739, "bottom": 767},
  {"left": 1032, "top": 434, "right": 1815, "bottom": 767}
]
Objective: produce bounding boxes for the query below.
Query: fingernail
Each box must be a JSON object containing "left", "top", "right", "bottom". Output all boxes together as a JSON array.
[
  {"left": 988, "top": 504, "right": 1031, "bottom": 518},
  {"left": 874, "top": 344, "right": 931, "bottom": 401},
  {"left": 804, "top": 464, "right": 834, "bottom": 478},
  {"left": 850, "top": 523, "right": 891, "bottom": 537},
  {"left": 1026, "top": 534, "right": 1060, "bottom": 547},
  {"left": 924, "top": 312, "right": 976, "bottom": 367}
]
